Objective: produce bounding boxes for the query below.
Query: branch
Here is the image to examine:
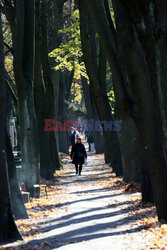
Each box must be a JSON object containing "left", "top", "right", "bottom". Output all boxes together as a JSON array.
[
  {"left": 85, "top": 0, "right": 133, "bottom": 115},
  {"left": 3, "top": 0, "right": 16, "bottom": 40},
  {"left": 5, "top": 70, "right": 17, "bottom": 104},
  {"left": 103, "top": 0, "right": 117, "bottom": 47},
  {"left": 0, "top": 4, "right": 5, "bottom": 14},
  {"left": 4, "top": 41, "right": 13, "bottom": 55}
]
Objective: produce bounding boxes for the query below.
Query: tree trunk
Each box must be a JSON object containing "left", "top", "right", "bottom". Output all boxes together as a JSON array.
[
  {"left": 118, "top": 118, "right": 142, "bottom": 183},
  {"left": 82, "top": 77, "right": 104, "bottom": 154},
  {"left": 6, "top": 131, "right": 28, "bottom": 219},
  {"left": 41, "top": 0, "right": 61, "bottom": 171},
  {"left": 14, "top": 0, "right": 40, "bottom": 196},
  {"left": 121, "top": 0, "right": 167, "bottom": 157},
  {"left": 34, "top": 0, "right": 59, "bottom": 180},
  {"left": 85, "top": 0, "right": 133, "bottom": 117},
  {"left": 113, "top": 0, "right": 167, "bottom": 219},
  {"left": 0, "top": 12, "right": 22, "bottom": 243},
  {"left": 58, "top": 72, "right": 70, "bottom": 154},
  {"left": 79, "top": 1, "right": 123, "bottom": 175},
  {"left": 46, "top": 0, "right": 65, "bottom": 152},
  {"left": 113, "top": 0, "right": 153, "bottom": 199}
]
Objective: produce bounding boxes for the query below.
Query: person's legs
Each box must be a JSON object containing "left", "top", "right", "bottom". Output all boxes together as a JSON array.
[
  {"left": 89, "top": 143, "right": 91, "bottom": 151},
  {"left": 79, "top": 164, "right": 82, "bottom": 175},
  {"left": 75, "top": 163, "right": 78, "bottom": 175}
]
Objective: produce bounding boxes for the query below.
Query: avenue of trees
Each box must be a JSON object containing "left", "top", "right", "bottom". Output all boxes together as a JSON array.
[{"left": 0, "top": 0, "right": 167, "bottom": 243}]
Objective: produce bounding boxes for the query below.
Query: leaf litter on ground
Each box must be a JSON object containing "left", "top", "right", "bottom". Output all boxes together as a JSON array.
[{"left": 1, "top": 153, "right": 167, "bottom": 249}]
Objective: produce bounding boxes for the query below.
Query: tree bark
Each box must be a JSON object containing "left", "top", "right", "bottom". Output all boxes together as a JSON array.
[
  {"left": 46, "top": 0, "right": 66, "bottom": 153},
  {"left": 14, "top": 0, "right": 40, "bottom": 196},
  {"left": 85, "top": 0, "right": 133, "bottom": 117},
  {"left": 120, "top": 0, "right": 167, "bottom": 157},
  {"left": 79, "top": 0, "right": 123, "bottom": 175},
  {"left": 118, "top": 118, "right": 145, "bottom": 184},
  {"left": 0, "top": 12, "right": 22, "bottom": 243},
  {"left": 112, "top": 0, "right": 153, "bottom": 198},
  {"left": 58, "top": 71, "right": 74, "bottom": 154},
  {"left": 6, "top": 131, "right": 28, "bottom": 219},
  {"left": 41, "top": 0, "right": 61, "bottom": 172},
  {"left": 113, "top": 0, "right": 167, "bottom": 219},
  {"left": 34, "top": 0, "right": 60, "bottom": 181},
  {"left": 82, "top": 77, "right": 104, "bottom": 154}
]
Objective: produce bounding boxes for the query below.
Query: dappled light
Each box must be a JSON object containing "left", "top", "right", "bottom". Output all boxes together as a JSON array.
[{"left": 1, "top": 151, "right": 167, "bottom": 249}]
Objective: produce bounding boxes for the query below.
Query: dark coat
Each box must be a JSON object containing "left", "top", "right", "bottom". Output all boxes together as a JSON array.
[
  {"left": 69, "top": 133, "right": 75, "bottom": 146},
  {"left": 71, "top": 143, "right": 87, "bottom": 164},
  {"left": 87, "top": 134, "right": 94, "bottom": 143}
]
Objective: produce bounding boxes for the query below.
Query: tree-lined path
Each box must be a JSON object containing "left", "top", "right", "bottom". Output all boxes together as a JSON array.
[{"left": 2, "top": 143, "right": 162, "bottom": 249}]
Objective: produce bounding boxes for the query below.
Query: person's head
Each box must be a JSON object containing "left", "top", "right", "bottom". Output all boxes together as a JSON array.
[{"left": 76, "top": 137, "right": 81, "bottom": 144}]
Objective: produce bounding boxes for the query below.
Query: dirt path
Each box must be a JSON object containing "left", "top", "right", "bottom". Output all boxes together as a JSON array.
[{"left": 4, "top": 149, "right": 156, "bottom": 250}]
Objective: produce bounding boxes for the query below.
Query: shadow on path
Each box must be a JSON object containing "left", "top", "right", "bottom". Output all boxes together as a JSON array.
[{"left": 8, "top": 148, "right": 146, "bottom": 250}]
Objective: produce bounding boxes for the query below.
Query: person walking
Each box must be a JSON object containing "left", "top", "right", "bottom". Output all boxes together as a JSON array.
[
  {"left": 85, "top": 130, "right": 88, "bottom": 140},
  {"left": 71, "top": 137, "right": 87, "bottom": 175},
  {"left": 69, "top": 130, "right": 76, "bottom": 146},
  {"left": 87, "top": 132, "right": 94, "bottom": 152}
]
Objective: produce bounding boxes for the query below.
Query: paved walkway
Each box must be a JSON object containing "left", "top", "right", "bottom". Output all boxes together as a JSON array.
[
  {"left": 22, "top": 151, "right": 150, "bottom": 249},
  {"left": 4, "top": 148, "right": 154, "bottom": 249}
]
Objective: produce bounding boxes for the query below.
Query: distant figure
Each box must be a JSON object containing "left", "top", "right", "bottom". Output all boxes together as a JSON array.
[
  {"left": 85, "top": 130, "right": 88, "bottom": 140},
  {"left": 80, "top": 125, "right": 84, "bottom": 134},
  {"left": 69, "top": 131, "right": 76, "bottom": 146},
  {"left": 75, "top": 130, "right": 80, "bottom": 138},
  {"left": 87, "top": 133, "right": 94, "bottom": 152},
  {"left": 77, "top": 124, "right": 81, "bottom": 133},
  {"left": 71, "top": 137, "right": 87, "bottom": 175},
  {"left": 9, "top": 117, "right": 17, "bottom": 150}
]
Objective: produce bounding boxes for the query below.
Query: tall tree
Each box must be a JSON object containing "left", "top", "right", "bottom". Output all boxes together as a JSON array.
[
  {"left": 47, "top": 0, "right": 66, "bottom": 149},
  {"left": 41, "top": 0, "right": 61, "bottom": 173},
  {"left": 119, "top": 0, "right": 167, "bottom": 156},
  {"left": 13, "top": 0, "right": 40, "bottom": 196},
  {"left": 0, "top": 11, "right": 22, "bottom": 243},
  {"left": 34, "top": 0, "right": 61, "bottom": 180},
  {"left": 86, "top": 0, "right": 167, "bottom": 220},
  {"left": 113, "top": 0, "right": 167, "bottom": 219},
  {"left": 6, "top": 131, "right": 28, "bottom": 219},
  {"left": 58, "top": 70, "right": 74, "bottom": 154},
  {"left": 112, "top": 0, "right": 153, "bottom": 199},
  {"left": 82, "top": 77, "right": 104, "bottom": 154},
  {"left": 78, "top": 0, "right": 123, "bottom": 175}
]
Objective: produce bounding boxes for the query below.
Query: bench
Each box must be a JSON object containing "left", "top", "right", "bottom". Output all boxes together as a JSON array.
[{"left": 33, "top": 184, "right": 48, "bottom": 198}]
